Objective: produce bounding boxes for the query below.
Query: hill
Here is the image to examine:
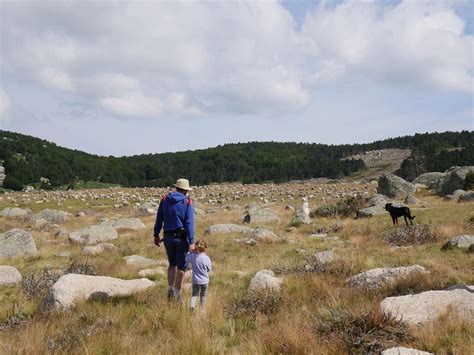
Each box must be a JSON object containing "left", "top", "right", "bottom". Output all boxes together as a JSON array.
[{"left": 0, "top": 130, "right": 473, "bottom": 190}]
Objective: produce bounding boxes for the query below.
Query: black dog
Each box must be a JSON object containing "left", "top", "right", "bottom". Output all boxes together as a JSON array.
[{"left": 385, "top": 203, "right": 415, "bottom": 226}]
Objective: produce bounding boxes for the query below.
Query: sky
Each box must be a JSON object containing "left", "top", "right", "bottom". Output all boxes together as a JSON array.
[{"left": 0, "top": 0, "right": 472, "bottom": 157}]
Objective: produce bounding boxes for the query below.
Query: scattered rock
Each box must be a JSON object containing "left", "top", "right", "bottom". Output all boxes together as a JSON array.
[
  {"left": 35, "top": 209, "right": 70, "bottom": 223},
  {"left": 83, "top": 243, "right": 118, "bottom": 255},
  {"left": 356, "top": 206, "right": 385, "bottom": 219},
  {"left": 55, "top": 251, "right": 71, "bottom": 257},
  {"left": 404, "top": 194, "right": 420, "bottom": 205},
  {"left": 138, "top": 268, "right": 166, "bottom": 278},
  {"left": 441, "top": 235, "right": 474, "bottom": 250},
  {"left": 0, "top": 266, "right": 22, "bottom": 286},
  {"left": 138, "top": 202, "right": 158, "bottom": 215},
  {"left": 124, "top": 255, "right": 167, "bottom": 268},
  {"left": 205, "top": 224, "right": 253, "bottom": 235},
  {"left": 51, "top": 273, "right": 155, "bottom": 309},
  {"left": 0, "top": 229, "right": 38, "bottom": 258},
  {"left": 101, "top": 218, "right": 146, "bottom": 230},
  {"left": 459, "top": 191, "right": 474, "bottom": 202},
  {"left": 452, "top": 189, "right": 466, "bottom": 199},
  {"left": 243, "top": 206, "right": 280, "bottom": 224},
  {"left": 382, "top": 347, "right": 433, "bottom": 355},
  {"left": 290, "top": 209, "right": 311, "bottom": 225},
  {"left": 348, "top": 265, "right": 429, "bottom": 289},
  {"left": 378, "top": 174, "right": 415, "bottom": 198},
  {"left": 469, "top": 244, "right": 474, "bottom": 254},
  {"left": 234, "top": 238, "right": 257, "bottom": 246},
  {"left": 248, "top": 269, "right": 282, "bottom": 293},
  {"left": 367, "top": 193, "right": 388, "bottom": 207},
  {"left": 412, "top": 172, "right": 443, "bottom": 190},
  {"left": 380, "top": 285, "right": 474, "bottom": 325},
  {"left": 54, "top": 229, "right": 67, "bottom": 238},
  {"left": 437, "top": 166, "right": 474, "bottom": 196},
  {"left": 68, "top": 225, "right": 118, "bottom": 245},
  {"left": 245, "top": 228, "right": 279, "bottom": 242},
  {"left": 0, "top": 207, "right": 31, "bottom": 218}
]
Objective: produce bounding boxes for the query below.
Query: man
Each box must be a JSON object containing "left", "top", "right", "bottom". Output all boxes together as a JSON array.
[{"left": 153, "top": 178, "right": 195, "bottom": 301}]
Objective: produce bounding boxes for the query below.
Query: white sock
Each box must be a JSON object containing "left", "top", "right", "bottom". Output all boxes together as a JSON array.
[
  {"left": 168, "top": 286, "right": 174, "bottom": 291},
  {"left": 190, "top": 296, "right": 198, "bottom": 308},
  {"left": 174, "top": 289, "right": 181, "bottom": 298}
]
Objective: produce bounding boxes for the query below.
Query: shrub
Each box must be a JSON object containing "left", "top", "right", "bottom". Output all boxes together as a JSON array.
[
  {"left": 3, "top": 175, "right": 24, "bottom": 191},
  {"left": 316, "top": 307, "right": 413, "bottom": 354},
  {"left": 226, "top": 291, "right": 281, "bottom": 321},
  {"left": 311, "top": 196, "right": 365, "bottom": 218},
  {"left": 464, "top": 171, "right": 474, "bottom": 191},
  {"left": 384, "top": 224, "right": 438, "bottom": 246}
]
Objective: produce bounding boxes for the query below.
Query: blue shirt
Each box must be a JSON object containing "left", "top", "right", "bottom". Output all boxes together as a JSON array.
[
  {"left": 153, "top": 191, "right": 195, "bottom": 244},
  {"left": 185, "top": 252, "right": 212, "bottom": 284}
]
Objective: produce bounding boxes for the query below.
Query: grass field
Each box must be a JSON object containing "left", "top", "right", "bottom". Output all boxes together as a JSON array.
[{"left": 0, "top": 185, "right": 472, "bottom": 354}]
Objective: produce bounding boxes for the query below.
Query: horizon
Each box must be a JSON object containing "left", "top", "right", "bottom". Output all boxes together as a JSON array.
[
  {"left": 0, "top": 0, "right": 473, "bottom": 156},
  {"left": 1, "top": 128, "right": 471, "bottom": 158}
]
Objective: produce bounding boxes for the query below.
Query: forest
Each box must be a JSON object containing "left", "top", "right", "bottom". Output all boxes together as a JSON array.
[{"left": 0, "top": 130, "right": 472, "bottom": 190}]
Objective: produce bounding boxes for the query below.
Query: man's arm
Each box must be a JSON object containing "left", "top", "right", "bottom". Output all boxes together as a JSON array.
[
  {"left": 184, "top": 201, "right": 195, "bottom": 247},
  {"left": 153, "top": 199, "right": 164, "bottom": 238}
]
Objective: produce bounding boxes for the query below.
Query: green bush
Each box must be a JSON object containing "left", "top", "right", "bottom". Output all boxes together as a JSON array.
[
  {"left": 464, "top": 171, "right": 474, "bottom": 191},
  {"left": 311, "top": 196, "right": 365, "bottom": 218},
  {"left": 3, "top": 175, "right": 24, "bottom": 191}
]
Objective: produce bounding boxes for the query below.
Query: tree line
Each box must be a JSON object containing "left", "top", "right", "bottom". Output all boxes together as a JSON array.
[{"left": 0, "top": 130, "right": 472, "bottom": 190}]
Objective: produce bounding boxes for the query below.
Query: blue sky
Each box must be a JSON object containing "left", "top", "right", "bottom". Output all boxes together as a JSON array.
[{"left": 0, "top": 0, "right": 472, "bottom": 156}]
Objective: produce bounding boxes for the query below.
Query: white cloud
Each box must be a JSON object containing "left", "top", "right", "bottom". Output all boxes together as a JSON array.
[
  {"left": 0, "top": 0, "right": 472, "bottom": 122},
  {"left": 0, "top": 89, "right": 11, "bottom": 121},
  {"left": 99, "top": 94, "right": 162, "bottom": 118},
  {"left": 302, "top": 0, "right": 473, "bottom": 93}
]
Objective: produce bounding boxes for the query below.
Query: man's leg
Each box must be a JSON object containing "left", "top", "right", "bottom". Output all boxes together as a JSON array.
[
  {"left": 174, "top": 269, "right": 185, "bottom": 299},
  {"left": 174, "top": 238, "right": 188, "bottom": 299}
]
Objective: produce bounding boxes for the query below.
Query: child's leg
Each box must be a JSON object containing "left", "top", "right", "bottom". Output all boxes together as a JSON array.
[
  {"left": 190, "top": 284, "right": 199, "bottom": 309},
  {"left": 199, "top": 284, "right": 208, "bottom": 306}
]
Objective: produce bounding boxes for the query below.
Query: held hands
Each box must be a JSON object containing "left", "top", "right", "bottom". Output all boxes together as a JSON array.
[
  {"left": 188, "top": 243, "right": 196, "bottom": 253},
  {"left": 153, "top": 236, "right": 161, "bottom": 247}
]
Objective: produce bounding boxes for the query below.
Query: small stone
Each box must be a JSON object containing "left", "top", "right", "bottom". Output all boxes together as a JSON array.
[{"left": 0, "top": 266, "right": 22, "bottom": 286}]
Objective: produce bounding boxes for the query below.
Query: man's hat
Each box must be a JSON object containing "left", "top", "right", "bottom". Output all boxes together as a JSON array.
[{"left": 174, "top": 178, "right": 192, "bottom": 191}]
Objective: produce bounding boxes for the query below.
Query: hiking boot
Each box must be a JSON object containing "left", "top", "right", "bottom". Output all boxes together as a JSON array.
[{"left": 167, "top": 289, "right": 174, "bottom": 302}]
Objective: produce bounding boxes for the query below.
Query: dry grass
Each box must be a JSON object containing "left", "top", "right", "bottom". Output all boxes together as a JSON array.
[{"left": 0, "top": 185, "right": 472, "bottom": 354}]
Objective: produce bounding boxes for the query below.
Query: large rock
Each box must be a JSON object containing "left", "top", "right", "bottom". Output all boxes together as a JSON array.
[
  {"left": 68, "top": 225, "right": 118, "bottom": 245},
  {"left": 51, "top": 273, "right": 155, "bottom": 309},
  {"left": 82, "top": 243, "right": 118, "bottom": 255},
  {"left": 0, "top": 266, "right": 22, "bottom": 286},
  {"left": 382, "top": 347, "right": 433, "bottom": 355},
  {"left": 459, "top": 191, "right": 474, "bottom": 202},
  {"left": 245, "top": 228, "right": 279, "bottom": 243},
  {"left": 124, "top": 255, "right": 167, "bottom": 268},
  {"left": 138, "top": 268, "right": 166, "bottom": 278},
  {"left": 205, "top": 224, "right": 253, "bottom": 235},
  {"left": 138, "top": 202, "right": 158, "bottom": 215},
  {"left": 437, "top": 166, "right": 474, "bottom": 196},
  {"left": 291, "top": 209, "right": 311, "bottom": 225},
  {"left": 412, "top": 172, "right": 443, "bottom": 189},
  {"left": 380, "top": 285, "right": 474, "bottom": 325},
  {"left": 35, "top": 209, "right": 70, "bottom": 223},
  {"left": 348, "top": 265, "right": 428, "bottom": 289},
  {"left": 367, "top": 194, "right": 388, "bottom": 207},
  {"left": 378, "top": 174, "right": 415, "bottom": 198},
  {"left": 441, "top": 235, "right": 474, "bottom": 250},
  {"left": 248, "top": 269, "right": 282, "bottom": 292},
  {"left": 101, "top": 218, "right": 146, "bottom": 230},
  {"left": 243, "top": 207, "right": 280, "bottom": 224},
  {"left": 356, "top": 206, "right": 385, "bottom": 219},
  {"left": 0, "top": 207, "right": 31, "bottom": 218},
  {"left": 0, "top": 229, "right": 38, "bottom": 258}
]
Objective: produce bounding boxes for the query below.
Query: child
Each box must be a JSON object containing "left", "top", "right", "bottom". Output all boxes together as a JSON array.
[{"left": 185, "top": 240, "right": 212, "bottom": 312}]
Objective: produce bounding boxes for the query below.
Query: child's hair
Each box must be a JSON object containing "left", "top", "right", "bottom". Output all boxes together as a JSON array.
[{"left": 195, "top": 240, "right": 207, "bottom": 253}]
